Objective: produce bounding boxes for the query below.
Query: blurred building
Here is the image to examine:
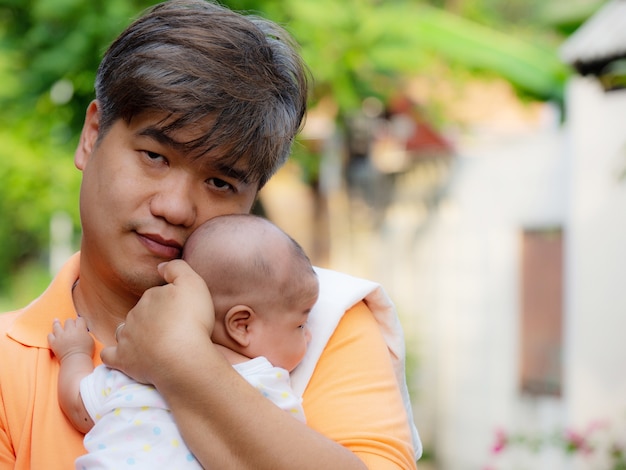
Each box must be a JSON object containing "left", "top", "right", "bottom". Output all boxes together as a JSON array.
[
  {"left": 398, "top": 1, "right": 626, "bottom": 468},
  {"left": 260, "top": 3, "right": 626, "bottom": 468}
]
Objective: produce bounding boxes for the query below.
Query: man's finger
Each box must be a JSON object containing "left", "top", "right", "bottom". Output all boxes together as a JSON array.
[
  {"left": 100, "top": 345, "right": 117, "bottom": 368},
  {"left": 158, "top": 259, "right": 203, "bottom": 287}
]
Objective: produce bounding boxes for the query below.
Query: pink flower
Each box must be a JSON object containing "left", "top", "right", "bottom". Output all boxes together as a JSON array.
[
  {"left": 492, "top": 428, "right": 508, "bottom": 454},
  {"left": 564, "top": 429, "right": 592, "bottom": 455},
  {"left": 585, "top": 420, "right": 609, "bottom": 433}
]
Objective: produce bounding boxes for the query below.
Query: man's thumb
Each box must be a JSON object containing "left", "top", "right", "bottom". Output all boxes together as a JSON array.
[{"left": 99, "top": 345, "right": 117, "bottom": 369}]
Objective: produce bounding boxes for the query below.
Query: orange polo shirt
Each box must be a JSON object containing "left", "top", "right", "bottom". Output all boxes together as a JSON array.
[{"left": 0, "top": 253, "right": 416, "bottom": 469}]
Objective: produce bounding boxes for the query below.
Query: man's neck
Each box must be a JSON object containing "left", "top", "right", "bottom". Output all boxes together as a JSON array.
[{"left": 71, "top": 278, "right": 134, "bottom": 347}]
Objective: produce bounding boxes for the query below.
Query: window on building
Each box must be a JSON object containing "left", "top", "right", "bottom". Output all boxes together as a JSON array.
[{"left": 519, "top": 228, "right": 564, "bottom": 396}]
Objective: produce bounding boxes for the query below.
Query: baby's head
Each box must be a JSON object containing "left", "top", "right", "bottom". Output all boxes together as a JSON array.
[{"left": 183, "top": 214, "right": 318, "bottom": 371}]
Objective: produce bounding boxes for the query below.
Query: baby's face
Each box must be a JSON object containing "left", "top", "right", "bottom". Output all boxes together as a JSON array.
[
  {"left": 260, "top": 313, "right": 312, "bottom": 372},
  {"left": 251, "top": 274, "right": 318, "bottom": 372}
]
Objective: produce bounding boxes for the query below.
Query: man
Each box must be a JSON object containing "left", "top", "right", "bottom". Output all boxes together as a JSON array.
[{"left": 0, "top": 1, "right": 420, "bottom": 468}]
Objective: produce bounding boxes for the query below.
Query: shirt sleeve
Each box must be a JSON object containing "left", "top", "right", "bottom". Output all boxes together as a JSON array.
[
  {"left": 79, "top": 365, "right": 111, "bottom": 422},
  {"left": 301, "top": 301, "right": 417, "bottom": 469}
]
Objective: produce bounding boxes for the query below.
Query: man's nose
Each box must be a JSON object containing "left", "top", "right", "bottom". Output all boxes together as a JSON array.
[{"left": 150, "top": 174, "right": 197, "bottom": 227}]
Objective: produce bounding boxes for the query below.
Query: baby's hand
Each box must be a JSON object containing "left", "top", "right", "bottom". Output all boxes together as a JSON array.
[{"left": 48, "top": 318, "right": 95, "bottom": 362}]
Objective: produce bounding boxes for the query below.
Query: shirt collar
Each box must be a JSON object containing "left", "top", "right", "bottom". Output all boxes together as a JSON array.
[{"left": 7, "top": 253, "right": 81, "bottom": 348}]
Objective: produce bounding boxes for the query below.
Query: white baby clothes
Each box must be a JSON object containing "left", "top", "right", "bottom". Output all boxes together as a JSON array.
[
  {"left": 75, "top": 357, "right": 304, "bottom": 469},
  {"left": 76, "top": 365, "right": 201, "bottom": 470},
  {"left": 233, "top": 356, "right": 305, "bottom": 423}
]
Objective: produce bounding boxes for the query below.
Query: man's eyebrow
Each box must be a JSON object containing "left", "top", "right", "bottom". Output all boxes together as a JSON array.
[
  {"left": 137, "top": 126, "right": 183, "bottom": 150},
  {"left": 214, "top": 162, "right": 251, "bottom": 184}
]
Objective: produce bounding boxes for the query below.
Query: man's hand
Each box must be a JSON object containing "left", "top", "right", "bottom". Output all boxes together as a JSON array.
[{"left": 101, "top": 259, "right": 215, "bottom": 385}]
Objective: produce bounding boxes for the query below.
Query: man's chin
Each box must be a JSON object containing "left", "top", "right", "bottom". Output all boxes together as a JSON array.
[{"left": 123, "top": 270, "right": 167, "bottom": 297}]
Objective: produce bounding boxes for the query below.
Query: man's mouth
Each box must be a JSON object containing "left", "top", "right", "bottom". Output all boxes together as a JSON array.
[{"left": 136, "top": 232, "right": 183, "bottom": 259}]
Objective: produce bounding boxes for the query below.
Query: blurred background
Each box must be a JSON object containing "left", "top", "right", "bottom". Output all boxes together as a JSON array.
[{"left": 1, "top": 0, "right": 625, "bottom": 468}]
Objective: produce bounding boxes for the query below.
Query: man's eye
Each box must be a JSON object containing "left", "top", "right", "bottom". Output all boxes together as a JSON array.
[
  {"left": 146, "top": 151, "right": 165, "bottom": 161},
  {"left": 143, "top": 150, "right": 169, "bottom": 164},
  {"left": 207, "top": 178, "right": 234, "bottom": 192}
]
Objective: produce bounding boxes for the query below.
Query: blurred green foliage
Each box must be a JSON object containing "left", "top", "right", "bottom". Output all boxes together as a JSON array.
[
  {"left": 0, "top": 0, "right": 154, "bottom": 295},
  {"left": 0, "top": 0, "right": 586, "bottom": 303}
]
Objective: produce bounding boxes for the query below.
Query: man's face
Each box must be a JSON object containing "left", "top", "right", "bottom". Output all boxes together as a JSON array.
[{"left": 75, "top": 101, "right": 259, "bottom": 298}]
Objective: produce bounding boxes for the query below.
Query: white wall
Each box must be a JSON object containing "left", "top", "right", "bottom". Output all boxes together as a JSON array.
[
  {"left": 564, "top": 77, "right": 626, "bottom": 432},
  {"left": 409, "top": 123, "right": 567, "bottom": 469},
  {"left": 404, "top": 78, "right": 626, "bottom": 469}
]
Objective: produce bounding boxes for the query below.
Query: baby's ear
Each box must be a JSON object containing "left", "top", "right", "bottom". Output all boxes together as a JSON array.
[{"left": 224, "top": 306, "right": 254, "bottom": 348}]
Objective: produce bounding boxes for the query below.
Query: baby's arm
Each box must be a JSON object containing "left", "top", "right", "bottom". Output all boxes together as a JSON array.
[{"left": 47, "top": 318, "right": 96, "bottom": 434}]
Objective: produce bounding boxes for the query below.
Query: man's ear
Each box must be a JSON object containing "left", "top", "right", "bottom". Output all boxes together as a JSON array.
[
  {"left": 224, "top": 306, "right": 255, "bottom": 348},
  {"left": 75, "top": 100, "right": 101, "bottom": 171}
]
